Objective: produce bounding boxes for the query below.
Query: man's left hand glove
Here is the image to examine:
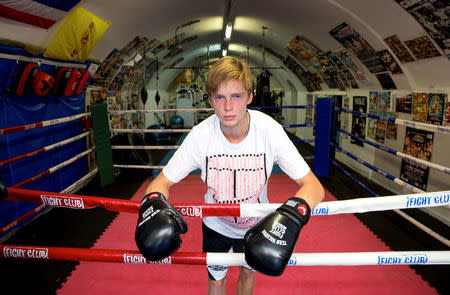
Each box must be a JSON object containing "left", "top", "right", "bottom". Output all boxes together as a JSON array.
[{"left": 243, "top": 197, "right": 311, "bottom": 276}]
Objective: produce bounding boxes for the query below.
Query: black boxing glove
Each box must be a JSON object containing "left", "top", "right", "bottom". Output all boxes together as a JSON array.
[
  {"left": 135, "top": 192, "right": 187, "bottom": 261},
  {"left": 243, "top": 197, "right": 311, "bottom": 276}
]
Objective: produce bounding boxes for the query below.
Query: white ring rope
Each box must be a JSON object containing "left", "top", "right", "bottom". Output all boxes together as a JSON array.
[
  {"left": 108, "top": 106, "right": 315, "bottom": 115},
  {"left": 61, "top": 168, "right": 98, "bottom": 194},
  {"left": 113, "top": 164, "right": 165, "bottom": 169},
  {"left": 337, "top": 107, "right": 450, "bottom": 135},
  {"left": 109, "top": 108, "right": 214, "bottom": 115},
  {"left": 396, "top": 118, "right": 450, "bottom": 135},
  {"left": 48, "top": 147, "right": 95, "bottom": 174},
  {"left": 46, "top": 131, "right": 91, "bottom": 151},
  {"left": 240, "top": 191, "right": 450, "bottom": 217},
  {"left": 392, "top": 209, "right": 450, "bottom": 247},
  {"left": 111, "top": 145, "right": 180, "bottom": 150},
  {"left": 207, "top": 251, "right": 450, "bottom": 266},
  {"left": 112, "top": 128, "right": 192, "bottom": 133},
  {"left": 395, "top": 151, "right": 450, "bottom": 175}
]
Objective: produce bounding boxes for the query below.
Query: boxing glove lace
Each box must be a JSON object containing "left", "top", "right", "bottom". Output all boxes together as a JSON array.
[
  {"left": 135, "top": 192, "right": 187, "bottom": 261},
  {"left": 243, "top": 197, "right": 311, "bottom": 276}
]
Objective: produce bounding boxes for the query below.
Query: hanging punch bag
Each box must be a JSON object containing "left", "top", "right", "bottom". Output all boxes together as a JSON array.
[
  {"left": 155, "top": 90, "right": 160, "bottom": 107},
  {"left": 141, "top": 87, "right": 148, "bottom": 105}
]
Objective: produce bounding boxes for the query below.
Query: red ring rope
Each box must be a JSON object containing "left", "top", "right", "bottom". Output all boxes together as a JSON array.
[
  {"left": 0, "top": 131, "right": 91, "bottom": 166},
  {"left": 11, "top": 148, "right": 94, "bottom": 188},
  {"left": 0, "top": 204, "right": 46, "bottom": 234},
  {"left": 5, "top": 187, "right": 240, "bottom": 216},
  {"left": 0, "top": 113, "right": 89, "bottom": 135},
  {"left": 0, "top": 244, "right": 205, "bottom": 265},
  {"left": 7, "top": 187, "right": 140, "bottom": 213}
]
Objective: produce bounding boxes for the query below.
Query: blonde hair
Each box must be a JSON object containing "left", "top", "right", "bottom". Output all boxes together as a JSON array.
[{"left": 206, "top": 56, "right": 253, "bottom": 95}]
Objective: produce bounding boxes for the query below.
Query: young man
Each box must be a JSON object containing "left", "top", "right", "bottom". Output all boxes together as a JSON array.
[{"left": 135, "top": 56, "right": 324, "bottom": 295}]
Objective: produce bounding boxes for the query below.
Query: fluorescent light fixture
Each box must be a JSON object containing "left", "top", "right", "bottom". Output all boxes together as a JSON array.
[
  {"left": 134, "top": 53, "right": 143, "bottom": 64},
  {"left": 124, "top": 59, "right": 134, "bottom": 67},
  {"left": 222, "top": 49, "right": 227, "bottom": 56},
  {"left": 225, "top": 23, "right": 233, "bottom": 39}
]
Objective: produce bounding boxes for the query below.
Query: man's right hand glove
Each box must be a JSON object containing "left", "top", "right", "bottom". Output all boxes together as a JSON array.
[{"left": 135, "top": 192, "right": 187, "bottom": 261}]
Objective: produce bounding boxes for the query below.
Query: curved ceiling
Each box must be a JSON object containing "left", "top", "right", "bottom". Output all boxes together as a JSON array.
[{"left": 1, "top": 0, "right": 449, "bottom": 91}]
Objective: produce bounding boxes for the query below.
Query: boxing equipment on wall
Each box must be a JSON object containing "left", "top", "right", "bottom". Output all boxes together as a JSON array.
[
  {"left": 75, "top": 69, "right": 90, "bottom": 95},
  {"left": 54, "top": 67, "right": 90, "bottom": 96},
  {"left": 16, "top": 62, "right": 55, "bottom": 97},
  {"left": 32, "top": 69, "right": 55, "bottom": 96},
  {"left": 15, "top": 62, "right": 90, "bottom": 97}
]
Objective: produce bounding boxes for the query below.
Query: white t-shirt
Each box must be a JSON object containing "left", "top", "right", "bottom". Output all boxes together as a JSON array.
[{"left": 163, "top": 110, "right": 310, "bottom": 238}]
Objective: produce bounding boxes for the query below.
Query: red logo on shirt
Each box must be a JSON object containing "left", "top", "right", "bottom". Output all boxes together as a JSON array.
[{"left": 298, "top": 204, "right": 308, "bottom": 216}]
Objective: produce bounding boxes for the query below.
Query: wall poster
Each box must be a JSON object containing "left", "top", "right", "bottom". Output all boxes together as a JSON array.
[
  {"left": 384, "top": 35, "right": 415, "bottom": 63},
  {"left": 412, "top": 93, "right": 429, "bottom": 122},
  {"left": 400, "top": 127, "right": 434, "bottom": 190},
  {"left": 427, "top": 93, "right": 446, "bottom": 125},
  {"left": 351, "top": 96, "right": 367, "bottom": 146}
]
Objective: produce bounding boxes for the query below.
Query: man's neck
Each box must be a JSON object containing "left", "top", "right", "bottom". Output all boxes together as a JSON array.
[{"left": 221, "top": 112, "right": 250, "bottom": 144}]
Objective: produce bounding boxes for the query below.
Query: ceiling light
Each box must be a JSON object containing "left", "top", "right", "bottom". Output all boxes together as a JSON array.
[
  {"left": 134, "top": 53, "right": 143, "bottom": 64},
  {"left": 225, "top": 23, "right": 233, "bottom": 39}
]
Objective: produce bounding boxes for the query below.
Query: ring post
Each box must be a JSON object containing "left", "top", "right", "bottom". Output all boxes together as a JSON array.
[
  {"left": 91, "top": 103, "right": 115, "bottom": 187},
  {"left": 313, "top": 97, "right": 332, "bottom": 178}
]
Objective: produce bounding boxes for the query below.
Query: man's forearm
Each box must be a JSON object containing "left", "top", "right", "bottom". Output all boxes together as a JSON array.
[
  {"left": 294, "top": 183, "right": 324, "bottom": 209},
  {"left": 145, "top": 172, "right": 174, "bottom": 199}
]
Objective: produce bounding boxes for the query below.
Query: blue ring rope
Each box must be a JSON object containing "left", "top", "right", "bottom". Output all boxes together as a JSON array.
[
  {"left": 335, "top": 127, "right": 397, "bottom": 155},
  {"left": 335, "top": 107, "right": 396, "bottom": 123},
  {"left": 332, "top": 161, "right": 378, "bottom": 197},
  {"left": 332, "top": 143, "right": 396, "bottom": 182},
  {"left": 292, "top": 139, "right": 314, "bottom": 144},
  {"left": 283, "top": 123, "right": 315, "bottom": 128}
]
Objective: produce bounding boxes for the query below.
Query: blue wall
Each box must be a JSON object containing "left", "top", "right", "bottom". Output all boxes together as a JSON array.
[{"left": 0, "top": 44, "right": 90, "bottom": 235}]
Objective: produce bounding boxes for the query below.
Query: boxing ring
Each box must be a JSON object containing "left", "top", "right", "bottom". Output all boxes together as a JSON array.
[{"left": 1, "top": 99, "right": 449, "bottom": 294}]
